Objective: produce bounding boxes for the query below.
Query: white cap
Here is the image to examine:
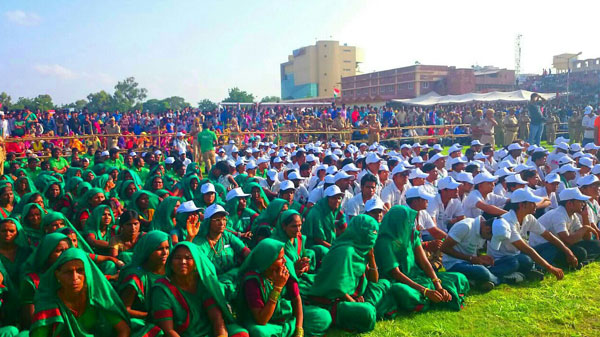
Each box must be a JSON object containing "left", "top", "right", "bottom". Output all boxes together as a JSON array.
[
  {"left": 527, "top": 145, "right": 538, "bottom": 152},
  {"left": 315, "top": 164, "right": 328, "bottom": 172},
  {"left": 273, "top": 157, "right": 283, "bottom": 164},
  {"left": 584, "top": 105, "right": 593, "bottom": 114},
  {"left": 266, "top": 169, "right": 278, "bottom": 181},
  {"left": 497, "top": 160, "right": 516, "bottom": 170},
  {"left": 306, "top": 154, "right": 317, "bottom": 162},
  {"left": 251, "top": 148, "right": 260, "bottom": 153},
  {"left": 201, "top": 183, "right": 216, "bottom": 194},
  {"left": 515, "top": 164, "right": 535, "bottom": 173},
  {"left": 177, "top": 200, "right": 201, "bottom": 213},
  {"left": 333, "top": 149, "right": 343, "bottom": 156},
  {"left": 456, "top": 172, "right": 474, "bottom": 184},
  {"left": 427, "top": 153, "right": 447, "bottom": 164},
  {"left": 246, "top": 161, "right": 257, "bottom": 170},
  {"left": 257, "top": 157, "right": 270, "bottom": 165},
  {"left": 576, "top": 174, "right": 599, "bottom": 187},
  {"left": 129, "top": 151, "right": 137, "bottom": 156},
  {"left": 392, "top": 164, "right": 411, "bottom": 176},
  {"left": 165, "top": 157, "right": 175, "bottom": 164},
  {"left": 324, "top": 174, "right": 336, "bottom": 185},
  {"left": 438, "top": 176, "right": 461, "bottom": 190},
  {"left": 473, "top": 172, "right": 498, "bottom": 185},
  {"left": 555, "top": 142, "right": 570, "bottom": 151},
  {"left": 366, "top": 153, "right": 381, "bottom": 164},
  {"left": 448, "top": 144, "right": 462, "bottom": 153},
  {"left": 226, "top": 159, "right": 235, "bottom": 167},
  {"left": 570, "top": 143, "right": 582, "bottom": 152},
  {"left": 410, "top": 156, "right": 424, "bottom": 164},
  {"left": 559, "top": 187, "right": 590, "bottom": 201},
  {"left": 154, "top": 150, "right": 162, "bottom": 155},
  {"left": 324, "top": 185, "right": 343, "bottom": 197},
  {"left": 511, "top": 188, "right": 543, "bottom": 203},
  {"left": 433, "top": 144, "right": 443, "bottom": 151},
  {"left": 179, "top": 149, "right": 187, "bottom": 155},
  {"left": 229, "top": 140, "right": 235, "bottom": 144},
  {"left": 326, "top": 166, "right": 338, "bottom": 175},
  {"left": 342, "top": 163, "right": 360, "bottom": 172},
  {"left": 177, "top": 132, "right": 184, "bottom": 137},
  {"left": 334, "top": 170, "right": 353, "bottom": 182},
  {"left": 579, "top": 157, "right": 594, "bottom": 169},
  {"left": 288, "top": 171, "right": 304, "bottom": 180},
  {"left": 365, "top": 197, "right": 385, "bottom": 213},
  {"left": 506, "top": 174, "right": 527, "bottom": 185},
  {"left": 218, "top": 148, "right": 226, "bottom": 153},
  {"left": 471, "top": 140, "right": 483, "bottom": 146},
  {"left": 544, "top": 173, "right": 561, "bottom": 183},
  {"left": 235, "top": 158, "right": 246, "bottom": 167},
  {"left": 232, "top": 146, "right": 239, "bottom": 153},
  {"left": 558, "top": 156, "right": 574, "bottom": 165},
  {"left": 279, "top": 180, "right": 295, "bottom": 191},
  {"left": 405, "top": 186, "right": 435, "bottom": 200},
  {"left": 101, "top": 151, "right": 109, "bottom": 156},
  {"left": 558, "top": 164, "right": 580, "bottom": 174},
  {"left": 495, "top": 167, "right": 513, "bottom": 178},
  {"left": 409, "top": 168, "right": 428, "bottom": 180},
  {"left": 400, "top": 144, "right": 411, "bottom": 150},
  {"left": 474, "top": 152, "right": 488, "bottom": 161},
  {"left": 584, "top": 143, "right": 600, "bottom": 151},
  {"left": 507, "top": 143, "right": 523, "bottom": 151},
  {"left": 412, "top": 142, "right": 422, "bottom": 148},
  {"left": 555, "top": 136, "right": 568, "bottom": 145},
  {"left": 226, "top": 187, "right": 250, "bottom": 201},
  {"left": 449, "top": 157, "right": 467, "bottom": 166},
  {"left": 592, "top": 164, "right": 600, "bottom": 175},
  {"left": 204, "top": 204, "right": 229, "bottom": 219},
  {"left": 379, "top": 163, "right": 389, "bottom": 172}
]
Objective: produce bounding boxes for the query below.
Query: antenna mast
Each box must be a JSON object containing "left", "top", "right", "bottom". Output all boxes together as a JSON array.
[{"left": 514, "top": 34, "right": 522, "bottom": 77}]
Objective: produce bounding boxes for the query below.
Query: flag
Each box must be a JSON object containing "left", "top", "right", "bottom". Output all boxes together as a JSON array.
[{"left": 333, "top": 88, "right": 340, "bottom": 98}]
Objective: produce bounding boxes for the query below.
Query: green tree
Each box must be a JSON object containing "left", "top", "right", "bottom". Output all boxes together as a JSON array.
[
  {"left": 112, "top": 77, "right": 148, "bottom": 111},
  {"left": 198, "top": 99, "right": 217, "bottom": 112},
  {"left": 143, "top": 99, "right": 169, "bottom": 114},
  {"left": 162, "top": 96, "right": 191, "bottom": 111},
  {"left": 86, "top": 90, "right": 113, "bottom": 113},
  {"left": 260, "top": 96, "right": 281, "bottom": 103},
  {"left": 0, "top": 92, "right": 11, "bottom": 109},
  {"left": 222, "top": 87, "right": 254, "bottom": 103},
  {"left": 33, "top": 94, "right": 54, "bottom": 112},
  {"left": 11, "top": 97, "right": 35, "bottom": 110}
]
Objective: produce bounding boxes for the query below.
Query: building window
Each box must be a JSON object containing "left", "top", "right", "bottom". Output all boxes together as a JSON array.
[
  {"left": 324, "top": 54, "right": 327, "bottom": 58},
  {"left": 324, "top": 44, "right": 327, "bottom": 47},
  {"left": 344, "top": 60, "right": 351, "bottom": 63},
  {"left": 324, "top": 89, "right": 327, "bottom": 92},
  {"left": 422, "top": 82, "right": 429, "bottom": 88},
  {"left": 408, "top": 83, "right": 414, "bottom": 89},
  {"left": 324, "top": 73, "right": 327, "bottom": 76},
  {"left": 343, "top": 49, "right": 351, "bottom": 52}
]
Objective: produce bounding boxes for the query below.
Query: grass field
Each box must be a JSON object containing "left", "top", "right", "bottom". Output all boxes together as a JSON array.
[{"left": 328, "top": 263, "right": 600, "bottom": 337}]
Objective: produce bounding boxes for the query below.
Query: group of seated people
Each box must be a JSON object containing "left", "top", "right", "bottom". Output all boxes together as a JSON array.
[{"left": 0, "top": 134, "right": 599, "bottom": 337}]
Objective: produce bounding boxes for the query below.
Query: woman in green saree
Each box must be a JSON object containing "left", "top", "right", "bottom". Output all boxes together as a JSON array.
[
  {"left": 15, "top": 175, "right": 37, "bottom": 198},
  {"left": 30, "top": 248, "right": 131, "bottom": 337},
  {"left": 143, "top": 175, "right": 165, "bottom": 194},
  {"left": 0, "top": 218, "right": 31, "bottom": 288},
  {"left": 374, "top": 205, "right": 469, "bottom": 312},
  {"left": 0, "top": 184, "right": 15, "bottom": 219},
  {"left": 150, "top": 196, "right": 182, "bottom": 234},
  {"left": 10, "top": 192, "right": 46, "bottom": 219},
  {"left": 108, "top": 210, "right": 143, "bottom": 266},
  {"left": 92, "top": 174, "right": 116, "bottom": 199},
  {"left": 243, "top": 182, "right": 269, "bottom": 213},
  {"left": 128, "top": 190, "right": 159, "bottom": 231},
  {"left": 0, "top": 260, "right": 23, "bottom": 336},
  {"left": 224, "top": 188, "right": 257, "bottom": 240},
  {"left": 73, "top": 187, "right": 106, "bottom": 230},
  {"left": 21, "top": 203, "right": 45, "bottom": 247},
  {"left": 151, "top": 242, "right": 248, "bottom": 337},
  {"left": 193, "top": 204, "right": 250, "bottom": 301},
  {"left": 251, "top": 198, "right": 288, "bottom": 243},
  {"left": 117, "top": 179, "right": 139, "bottom": 204},
  {"left": 20, "top": 232, "right": 72, "bottom": 329},
  {"left": 308, "top": 215, "right": 397, "bottom": 333},
  {"left": 178, "top": 175, "right": 201, "bottom": 203},
  {"left": 195, "top": 182, "right": 225, "bottom": 215},
  {"left": 170, "top": 201, "right": 201, "bottom": 245},
  {"left": 55, "top": 176, "right": 83, "bottom": 218},
  {"left": 40, "top": 178, "right": 63, "bottom": 212},
  {"left": 237, "top": 238, "right": 331, "bottom": 337},
  {"left": 118, "top": 230, "right": 169, "bottom": 335},
  {"left": 83, "top": 205, "right": 115, "bottom": 255}
]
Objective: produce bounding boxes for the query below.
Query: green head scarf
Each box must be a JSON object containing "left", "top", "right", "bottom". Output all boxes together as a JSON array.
[
  {"left": 239, "top": 238, "right": 284, "bottom": 276},
  {"left": 76, "top": 181, "right": 92, "bottom": 201},
  {"left": 302, "top": 196, "right": 341, "bottom": 246},
  {"left": 243, "top": 182, "right": 270, "bottom": 213},
  {"left": 21, "top": 203, "right": 45, "bottom": 244},
  {"left": 308, "top": 215, "right": 378, "bottom": 299},
  {"left": 10, "top": 192, "right": 43, "bottom": 217},
  {"left": 234, "top": 174, "right": 249, "bottom": 187},
  {"left": 75, "top": 187, "right": 105, "bottom": 213},
  {"left": 82, "top": 169, "right": 96, "bottom": 182},
  {"left": 271, "top": 209, "right": 306, "bottom": 281},
  {"left": 150, "top": 196, "right": 182, "bottom": 233},
  {"left": 128, "top": 190, "right": 159, "bottom": 220},
  {"left": 252, "top": 198, "right": 288, "bottom": 233},
  {"left": 143, "top": 174, "right": 163, "bottom": 192},
  {"left": 166, "top": 242, "right": 233, "bottom": 321},
  {"left": 224, "top": 193, "right": 256, "bottom": 233},
  {"left": 117, "top": 169, "right": 143, "bottom": 189},
  {"left": 43, "top": 211, "right": 94, "bottom": 254},
  {"left": 64, "top": 176, "right": 83, "bottom": 196},
  {"left": 40, "top": 177, "right": 63, "bottom": 207},
  {"left": 154, "top": 189, "right": 171, "bottom": 198},
  {"left": 179, "top": 175, "right": 201, "bottom": 202},
  {"left": 31, "top": 248, "right": 129, "bottom": 335},
  {"left": 0, "top": 217, "right": 29, "bottom": 248},
  {"left": 375, "top": 205, "right": 419, "bottom": 276},
  {"left": 117, "top": 179, "right": 138, "bottom": 202},
  {"left": 15, "top": 175, "right": 37, "bottom": 195},
  {"left": 64, "top": 167, "right": 83, "bottom": 183},
  {"left": 22, "top": 232, "right": 71, "bottom": 276},
  {"left": 185, "top": 163, "right": 201, "bottom": 177},
  {"left": 83, "top": 205, "right": 115, "bottom": 241}
]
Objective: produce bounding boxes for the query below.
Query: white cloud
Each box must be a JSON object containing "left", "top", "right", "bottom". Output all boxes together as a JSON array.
[
  {"left": 5, "top": 10, "right": 41, "bottom": 26},
  {"left": 34, "top": 64, "right": 78, "bottom": 80}
]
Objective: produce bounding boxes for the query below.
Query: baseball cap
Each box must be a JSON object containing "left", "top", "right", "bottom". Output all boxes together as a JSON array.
[
  {"left": 326, "top": 166, "right": 338, "bottom": 175},
  {"left": 433, "top": 144, "right": 443, "bottom": 152},
  {"left": 405, "top": 186, "right": 435, "bottom": 200},
  {"left": 279, "top": 180, "right": 295, "bottom": 192},
  {"left": 544, "top": 173, "right": 560, "bottom": 183},
  {"left": 559, "top": 187, "right": 590, "bottom": 202},
  {"left": 257, "top": 157, "right": 270, "bottom": 165},
  {"left": 592, "top": 165, "right": 600, "bottom": 175},
  {"left": 555, "top": 142, "right": 570, "bottom": 151},
  {"left": 366, "top": 153, "right": 381, "bottom": 164},
  {"left": 570, "top": 143, "right": 582, "bottom": 152},
  {"left": 334, "top": 171, "right": 353, "bottom": 182},
  {"left": 288, "top": 171, "right": 304, "bottom": 180},
  {"left": 558, "top": 164, "right": 580, "bottom": 174},
  {"left": 165, "top": 157, "right": 175, "bottom": 164},
  {"left": 427, "top": 153, "right": 447, "bottom": 164},
  {"left": 456, "top": 172, "right": 474, "bottom": 184},
  {"left": 365, "top": 197, "right": 385, "bottom": 212},
  {"left": 226, "top": 188, "right": 251, "bottom": 201},
  {"left": 200, "top": 183, "right": 216, "bottom": 194},
  {"left": 514, "top": 164, "right": 535, "bottom": 173},
  {"left": 409, "top": 168, "right": 428, "bottom": 180},
  {"left": 411, "top": 156, "right": 424, "bottom": 164},
  {"left": 448, "top": 144, "right": 462, "bottom": 153},
  {"left": 324, "top": 185, "right": 343, "bottom": 197},
  {"left": 495, "top": 167, "right": 513, "bottom": 178},
  {"left": 438, "top": 176, "right": 461, "bottom": 190},
  {"left": 177, "top": 200, "right": 201, "bottom": 213},
  {"left": 324, "top": 175, "right": 336, "bottom": 185},
  {"left": 101, "top": 151, "right": 109, "bottom": 156},
  {"left": 204, "top": 204, "right": 229, "bottom": 219},
  {"left": 584, "top": 143, "right": 600, "bottom": 151},
  {"left": 576, "top": 174, "right": 599, "bottom": 187},
  {"left": 473, "top": 172, "right": 498, "bottom": 185},
  {"left": 379, "top": 163, "right": 389, "bottom": 172},
  {"left": 266, "top": 169, "right": 278, "bottom": 181},
  {"left": 507, "top": 143, "right": 523, "bottom": 151},
  {"left": 497, "top": 160, "right": 516, "bottom": 170},
  {"left": 246, "top": 161, "right": 257, "bottom": 170},
  {"left": 579, "top": 157, "right": 594, "bottom": 169},
  {"left": 505, "top": 174, "right": 527, "bottom": 185},
  {"left": 391, "top": 164, "right": 410, "bottom": 176},
  {"left": 235, "top": 158, "right": 246, "bottom": 167},
  {"left": 154, "top": 150, "right": 162, "bottom": 155},
  {"left": 176, "top": 132, "right": 184, "bottom": 137},
  {"left": 342, "top": 163, "right": 360, "bottom": 172},
  {"left": 471, "top": 140, "right": 483, "bottom": 146},
  {"left": 511, "top": 188, "right": 543, "bottom": 203},
  {"left": 449, "top": 157, "right": 467, "bottom": 166}
]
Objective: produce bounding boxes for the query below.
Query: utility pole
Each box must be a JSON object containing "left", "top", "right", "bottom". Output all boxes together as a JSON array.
[{"left": 514, "top": 34, "right": 522, "bottom": 87}]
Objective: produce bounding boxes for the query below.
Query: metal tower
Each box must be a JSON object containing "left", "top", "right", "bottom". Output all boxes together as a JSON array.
[{"left": 514, "top": 34, "right": 522, "bottom": 78}]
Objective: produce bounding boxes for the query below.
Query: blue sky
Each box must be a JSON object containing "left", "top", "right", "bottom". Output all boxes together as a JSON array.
[{"left": 1, "top": 0, "right": 598, "bottom": 105}]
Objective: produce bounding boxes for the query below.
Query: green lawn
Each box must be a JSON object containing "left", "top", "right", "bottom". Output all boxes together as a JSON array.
[{"left": 328, "top": 263, "right": 600, "bottom": 337}]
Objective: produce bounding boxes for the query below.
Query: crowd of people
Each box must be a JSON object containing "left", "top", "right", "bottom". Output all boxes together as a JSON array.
[{"left": 0, "top": 93, "right": 600, "bottom": 336}]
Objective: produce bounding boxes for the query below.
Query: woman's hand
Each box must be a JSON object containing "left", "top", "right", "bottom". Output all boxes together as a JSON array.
[
  {"left": 425, "top": 288, "right": 444, "bottom": 303},
  {"left": 240, "top": 231, "right": 253, "bottom": 240},
  {"left": 186, "top": 214, "right": 200, "bottom": 239},
  {"left": 294, "top": 258, "right": 310, "bottom": 276},
  {"left": 273, "top": 264, "right": 289, "bottom": 288}
]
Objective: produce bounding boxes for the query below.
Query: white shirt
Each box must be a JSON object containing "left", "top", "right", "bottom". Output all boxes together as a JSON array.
[
  {"left": 308, "top": 185, "right": 325, "bottom": 205},
  {"left": 426, "top": 194, "right": 465, "bottom": 232},
  {"left": 442, "top": 217, "right": 486, "bottom": 269},
  {"left": 529, "top": 206, "right": 581, "bottom": 247},
  {"left": 345, "top": 193, "right": 366, "bottom": 218},
  {"left": 462, "top": 189, "right": 508, "bottom": 218},
  {"left": 381, "top": 182, "right": 407, "bottom": 207},
  {"left": 576, "top": 199, "right": 600, "bottom": 229},
  {"left": 533, "top": 186, "right": 558, "bottom": 213},
  {"left": 294, "top": 185, "right": 309, "bottom": 205},
  {"left": 493, "top": 183, "right": 507, "bottom": 198},
  {"left": 487, "top": 210, "right": 546, "bottom": 259},
  {"left": 582, "top": 114, "right": 596, "bottom": 139},
  {"left": 416, "top": 209, "right": 436, "bottom": 232}
]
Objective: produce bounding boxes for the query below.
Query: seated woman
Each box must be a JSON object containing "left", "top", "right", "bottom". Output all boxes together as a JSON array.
[
  {"left": 0, "top": 260, "right": 22, "bottom": 335},
  {"left": 54, "top": 176, "right": 83, "bottom": 218},
  {"left": 177, "top": 175, "right": 201, "bottom": 202},
  {"left": 83, "top": 205, "right": 116, "bottom": 255},
  {"left": 0, "top": 218, "right": 31, "bottom": 288},
  {"left": 195, "top": 183, "right": 225, "bottom": 216},
  {"left": 128, "top": 191, "right": 159, "bottom": 231},
  {"left": 271, "top": 210, "right": 315, "bottom": 292},
  {"left": 238, "top": 238, "right": 331, "bottom": 337},
  {"left": 150, "top": 196, "right": 182, "bottom": 234},
  {"left": 73, "top": 187, "right": 106, "bottom": 230},
  {"left": 170, "top": 201, "right": 201, "bottom": 244},
  {"left": 15, "top": 175, "right": 36, "bottom": 198},
  {"left": 117, "top": 179, "right": 139, "bottom": 204},
  {"left": 118, "top": 231, "right": 169, "bottom": 335},
  {"left": 224, "top": 188, "right": 257, "bottom": 240},
  {"left": 108, "top": 210, "right": 143, "bottom": 265},
  {"left": 143, "top": 175, "right": 165, "bottom": 194},
  {"left": 244, "top": 182, "right": 270, "bottom": 213},
  {"left": 374, "top": 205, "right": 470, "bottom": 312},
  {"left": 20, "top": 203, "right": 45, "bottom": 247},
  {"left": 40, "top": 178, "right": 63, "bottom": 212},
  {"left": 30, "top": 248, "right": 130, "bottom": 337},
  {"left": 303, "top": 186, "right": 346, "bottom": 262},
  {"left": 10, "top": 192, "right": 46, "bottom": 219},
  {"left": 152, "top": 242, "right": 248, "bottom": 337},
  {"left": 251, "top": 198, "right": 289, "bottom": 244},
  {"left": 194, "top": 204, "right": 250, "bottom": 300},
  {"left": 0, "top": 184, "right": 15, "bottom": 219},
  {"left": 20, "top": 233, "right": 71, "bottom": 329},
  {"left": 308, "top": 215, "right": 396, "bottom": 333}
]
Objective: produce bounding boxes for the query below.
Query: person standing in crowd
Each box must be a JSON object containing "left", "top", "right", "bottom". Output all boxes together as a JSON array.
[
  {"left": 503, "top": 108, "right": 519, "bottom": 145},
  {"left": 528, "top": 93, "right": 546, "bottom": 145},
  {"left": 518, "top": 109, "right": 531, "bottom": 141},
  {"left": 478, "top": 109, "right": 498, "bottom": 147},
  {"left": 581, "top": 106, "right": 596, "bottom": 146},
  {"left": 545, "top": 112, "right": 559, "bottom": 144},
  {"left": 199, "top": 123, "right": 218, "bottom": 174}
]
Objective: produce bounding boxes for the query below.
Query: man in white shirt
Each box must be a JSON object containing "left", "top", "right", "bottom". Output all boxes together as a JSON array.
[
  {"left": 462, "top": 172, "right": 507, "bottom": 218},
  {"left": 533, "top": 173, "right": 560, "bottom": 214},
  {"left": 426, "top": 177, "right": 465, "bottom": 233},
  {"left": 288, "top": 171, "right": 309, "bottom": 205},
  {"left": 405, "top": 186, "right": 442, "bottom": 241},
  {"left": 581, "top": 105, "right": 596, "bottom": 145},
  {"left": 344, "top": 172, "right": 378, "bottom": 219},
  {"left": 381, "top": 164, "right": 410, "bottom": 209},
  {"left": 557, "top": 164, "right": 580, "bottom": 195},
  {"left": 357, "top": 153, "right": 383, "bottom": 194},
  {"left": 530, "top": 187, "right": 600, "bottom": 266},
  {"left": 428, "top": 153, "right": 448, "bottom": 180}
]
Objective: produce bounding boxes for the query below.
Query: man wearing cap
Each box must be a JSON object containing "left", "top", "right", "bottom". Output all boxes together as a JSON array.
[
  {"left": 503, "top": 108, "right": 519, "bottom": 145},
  {"left": 581, "top": 106, "right": 596, "bottom": 146},
  {"left": 364, "top": 196, "right": 385, "bottom": 223},
  {"left": 199, "top": 123, "right": 218, "bottom": 174},
  {"left": 427, "top": 177, "right": 465, "bottom": 233},
  {"left": 345, "top": 173, "right": 378, "bottom": 220},
  {"left": 576, "top": 175, "right": 600, "bottom": 235},
  {"left": 428, "top": 153, "right": 448, "bottom": 180},
  {"left": 381, "top": 164, "right": 410, "bottom": 210},
  {"left": 421, "top": 163, "right": 438, "bottom": 196},
  {"left": 557, "top": 164, "right": 580, "bottom": 195},
  {"left": 478, "top": 109, "right": 498, "bottom": 147},
  {"left": 530, "top": 187, "right": 600, "bottom": 267},
  {"left": 502, "top": 143, "right": 524, "bottom": 166},
  {"left": 358, "top": 153, "right": 383, "bottom": 194},
  {"left": 463, "top": 172, "right": 507, "bottom": 218},
  {"left": 533, "top": 172, "right": 560, "bottom": 215},
  {"left": 303, "top": 185, "right": 346, "bottom": 259}
]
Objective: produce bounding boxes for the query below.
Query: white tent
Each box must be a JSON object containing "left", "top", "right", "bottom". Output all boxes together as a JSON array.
[{"left": 391, "top": 90, "right": 557, "bottom": 106}]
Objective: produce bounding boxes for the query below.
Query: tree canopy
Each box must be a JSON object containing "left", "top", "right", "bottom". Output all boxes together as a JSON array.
[
  {"left": 260, "top": 96, "right": 280, "bottom": 103},
  {"left": 222, "top": 87, "right": 255, "bottom": 103}
]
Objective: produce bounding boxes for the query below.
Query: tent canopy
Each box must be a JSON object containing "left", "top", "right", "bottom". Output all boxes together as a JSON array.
[{"left": 391, "top": 90, "right": 557, "bottom": 106}]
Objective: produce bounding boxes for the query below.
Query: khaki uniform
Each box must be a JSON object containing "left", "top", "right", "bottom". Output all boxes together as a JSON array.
[
  {"left": 478, "top": 118, "right": 496, "bottom": 147},
  {"left": 332, "top": 116, "right": 345, "bottom": 141},
  {"left": 545, "top": 114, "right": 559, "bottom": 144},
  {"left": 518, "top": 113, "right": 530, "bottom": 141},
  {"left": 367, "top": 118, "right": 381, "bottom": 144},
  {"left": 470, "top": 117, "right": 482, "bottom": 141},
  {"left": 503, "top": 114, "right": 519, "bottom": 145},
  {"left": 494, "top": 111, "right": 506, "bottom": 147},
  {"left": 569, "top": 114, "right": 583, "bottom": 143}
]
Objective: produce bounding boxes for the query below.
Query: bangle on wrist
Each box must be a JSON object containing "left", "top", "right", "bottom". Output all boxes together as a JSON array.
[{"left": 432, "top": 278, "right": 442, "bottom": 284}]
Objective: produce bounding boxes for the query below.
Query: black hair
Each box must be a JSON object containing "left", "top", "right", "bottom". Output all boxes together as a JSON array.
[
  {"left": 119, "top": 210, "right": 139, "bottom": 226},
  {"left": 482, "top": 146, "right": 493, "bottom": 154},
  {"left": 360, "top": 173, "right": 378, "bottom": 188},
  {"left": 531, "top": 151, "right": 547, "bottom": 162},
  {"left": 323, "top": 156, "right": 334, "bottom": 166},
  {"left": 422, "top": 163, "right": 436, "bottom": 173},
  {"left": 481, "top": 212, "right": 496, "bottom": 224},
  {"left": 299, "top": 163, "right": 311, "bottom": 172},
  {"left": 506, "top": 182, "right": 523, "bottom": 192},
  {"left": 405, "top": 197, "right": 420, "bottom": 207},
  {"left": 340, "top": 158, "right": 354, "bottom": 167},
  {"left": 465, "top": 148, "right": 475, "bottom": 157},
  {"left": 428, "top": 149, "right": 437, "bottom": 158},
  {"left": 521, "top": 170, "right": 537, "bottom": 181},
  {"left": 465, "top": 164, "right": 478, "bottom": 174}
]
